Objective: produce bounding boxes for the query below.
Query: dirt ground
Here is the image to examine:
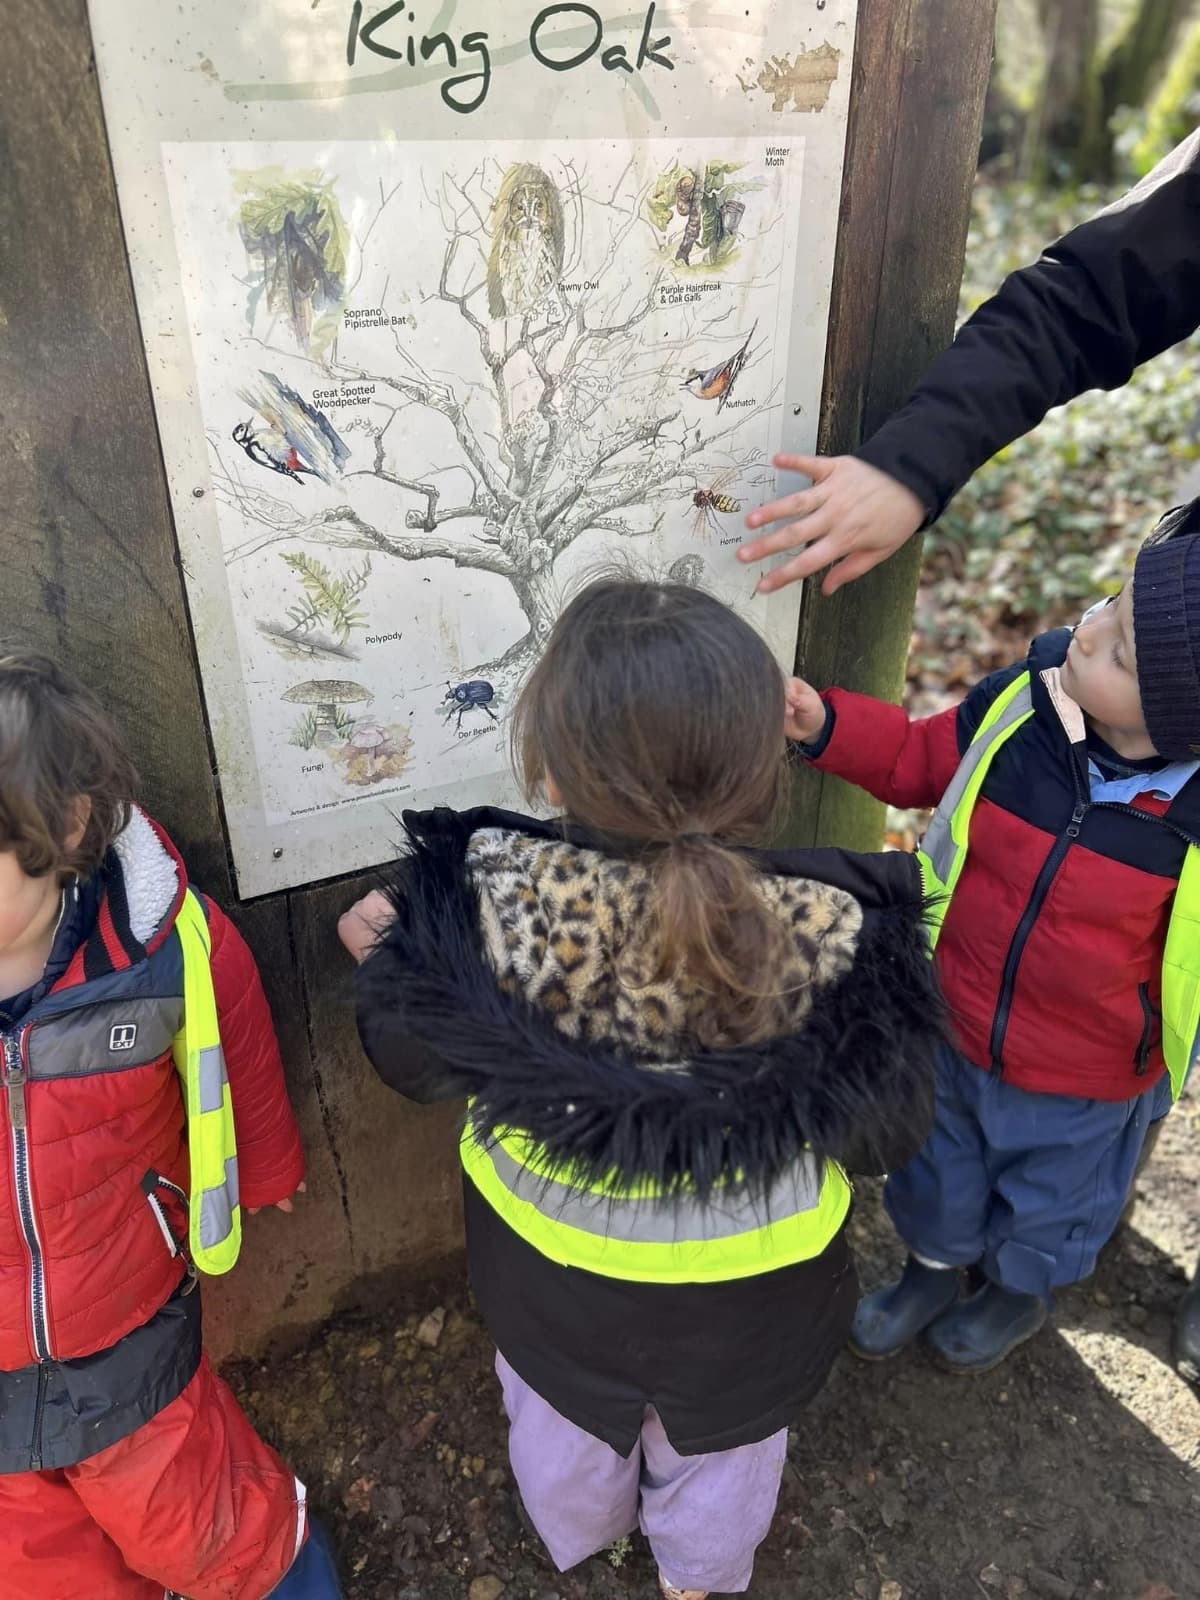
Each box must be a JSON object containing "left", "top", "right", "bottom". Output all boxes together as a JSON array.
[{"left": 227, "top": 1087, "right": 1200, "bottom": 1600}]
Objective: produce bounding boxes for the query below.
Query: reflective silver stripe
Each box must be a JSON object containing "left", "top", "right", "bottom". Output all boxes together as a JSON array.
[
  {"left": 481, "top": 1140, "right": 823, "bottom": 1243},
  {"left": 923, "top": 683, "right": 1033, "bottom": 882},
  {"left": 292, "top": 1478, "right": 309, "bottom": 1568},
  {"left": 199, "top": 1156, "right": 240, "bottom": 1248},
  {"left": 197, "top": 1045, "right": 228, "bottom": 1114}
]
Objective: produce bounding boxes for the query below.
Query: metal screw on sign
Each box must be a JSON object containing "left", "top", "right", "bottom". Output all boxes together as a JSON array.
[
  {"left": 192, "top": 487, "right": 205, "bottom": 498},
  {"left": 272, "top": 847, "right": 284, "bottom": 859}
]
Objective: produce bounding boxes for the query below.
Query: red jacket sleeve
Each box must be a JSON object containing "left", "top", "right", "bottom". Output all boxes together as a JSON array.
[
  {"left": 205, "top": 899, "right": 305, "bottom": 1210},
  {"left": 809, "top": 689, "right": 963, "bottom": 811}
]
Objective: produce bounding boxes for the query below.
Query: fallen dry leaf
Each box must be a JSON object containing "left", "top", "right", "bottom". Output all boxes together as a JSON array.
[
  {"left": 342, "top": 1475, "right": 374, "bottom": 1517},
  {"left": 416, "top": 1306, "right": 447, "bottom": 1348}
]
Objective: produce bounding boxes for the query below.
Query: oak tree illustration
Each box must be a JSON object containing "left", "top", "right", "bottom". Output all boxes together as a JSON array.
[{"left": 221, "top": 161, "right": 777, "bottom": 680}]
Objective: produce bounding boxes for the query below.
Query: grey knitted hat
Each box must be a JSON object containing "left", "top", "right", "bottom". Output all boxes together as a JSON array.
[{"left": 1132, "top": 499, "right": 1200, "bottom": 761}]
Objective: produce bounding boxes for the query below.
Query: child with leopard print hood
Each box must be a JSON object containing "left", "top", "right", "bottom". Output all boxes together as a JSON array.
[{"left": 340, "top": 578, "right": 946, "bottom": 1599}]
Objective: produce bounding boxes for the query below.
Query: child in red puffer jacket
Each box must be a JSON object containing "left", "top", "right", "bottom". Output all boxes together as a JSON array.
[{"left": 0, "top": 644, "right": 340, "bottom": 1599}]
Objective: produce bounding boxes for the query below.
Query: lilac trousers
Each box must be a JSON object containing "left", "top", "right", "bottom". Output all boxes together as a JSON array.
[{"left": 496, "top": 1353, "right": 787, "bottom": 1593}]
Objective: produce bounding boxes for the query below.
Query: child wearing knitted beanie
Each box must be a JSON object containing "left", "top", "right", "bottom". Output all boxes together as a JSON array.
[{"left": 783, "top": 501, "right": 1200, "bottom": 1371}]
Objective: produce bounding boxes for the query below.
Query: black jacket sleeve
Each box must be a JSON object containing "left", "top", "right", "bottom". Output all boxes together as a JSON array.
[
  {"left": 353, "top": 862, "right": 467, "bottom": 1107},
  {"left": 355, "top": 985, "right": 463, "bottom": 1106},
  {"left": 856, "top": 131, "right": 1200, "bottom": 524}
]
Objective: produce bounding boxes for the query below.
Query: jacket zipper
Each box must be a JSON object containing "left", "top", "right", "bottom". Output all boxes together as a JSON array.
[
  {"left": 142, "top": 1169, "right": 189, "bottom": 1259},
  {"left": 988, "top": 779, "right": 1199, "bottom": 1077},
  {"left": 29, "top": 1360, "right": 47, "bottom": 1472},
  {"left": 989, "top": 747, "right": 1090, "bottom": 1073},
  {"left": 3, "top": 1029, "right": 53, "bottom": 1361},
  {"left": 1134, "top": 983, "right": 1160, "bottom": 1075}
]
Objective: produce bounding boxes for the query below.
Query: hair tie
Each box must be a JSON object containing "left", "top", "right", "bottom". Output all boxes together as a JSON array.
[{"left": 676, "top": 831, "right": 710, "bottom": 847}]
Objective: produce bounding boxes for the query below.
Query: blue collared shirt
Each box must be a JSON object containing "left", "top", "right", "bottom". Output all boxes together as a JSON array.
[{"left": 1087, "top": 757, "right": 1200, "bottom": 806}]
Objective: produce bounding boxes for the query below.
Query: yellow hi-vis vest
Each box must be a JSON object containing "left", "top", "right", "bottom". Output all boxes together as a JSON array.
[
  {"left": 172, "top": 890, "right": 242, "bottom": 1275},
  {"left": 459, "top": 1122, "right": 852, "bottom": 1286},
  {"left": 917, "top": 671, "right": 1200, "bottom": 1101}
]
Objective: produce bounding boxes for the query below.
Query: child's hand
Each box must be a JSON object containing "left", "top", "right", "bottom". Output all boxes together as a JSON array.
[
  {"left": 784, "top": 678, "right": 828, "bottom": 744},
  {"left": 247, "top": 1181, "right": 306, "bottom": 1217},
  {"left": 338, "top": 889, "right": 395, "bottom": 963}
]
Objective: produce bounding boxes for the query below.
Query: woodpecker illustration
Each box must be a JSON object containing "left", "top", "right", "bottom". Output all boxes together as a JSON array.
[
  {"left": 232, "top": 371, "right": 349, "bottom": 485},
  {"left": 680, "top": 322, "right": 757, "bottom": 412}
]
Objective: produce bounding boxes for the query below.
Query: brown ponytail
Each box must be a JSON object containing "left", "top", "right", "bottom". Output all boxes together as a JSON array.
[
  {"left": 649, "top": 833, "right": 793, "bottom": 1045},
  {"left": 512, "top": 576, "right": 794, "bottom": 1047}
]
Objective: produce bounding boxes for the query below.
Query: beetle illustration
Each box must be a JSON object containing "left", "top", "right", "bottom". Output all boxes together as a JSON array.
[{"left": 442, "top": 679, "right": 499, "bottom": 728}]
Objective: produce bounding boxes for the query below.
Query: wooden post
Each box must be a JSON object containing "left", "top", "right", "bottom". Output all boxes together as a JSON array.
[
  {"left": 788, "top": 0, "right": 998, "bottom": 851},
  {"left": 0, "top": 0, "right": 465, "bottom": 1357},
  {"left": 0, "top": 0, "right": 233, "bottom": 893}
]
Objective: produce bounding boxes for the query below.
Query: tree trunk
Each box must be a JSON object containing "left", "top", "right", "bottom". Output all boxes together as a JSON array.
[
  {"left": 1021, "top": 0, "right": 1102, "bottom": 183},
  {"left": 475, "top": 558, "right": 562, "bottom": 682},
  {"left": 509, "top": 561, "right": 561, "bottom": 649},
  {"left": 1133, "top": 14, "right": 1200, "bottom": 175},
  {"left": 1025, "top": 0, "right": 1193, "bottom": 183},
  {"left": 1100, "top": 0, "right": 1193, "bottom": 122}
]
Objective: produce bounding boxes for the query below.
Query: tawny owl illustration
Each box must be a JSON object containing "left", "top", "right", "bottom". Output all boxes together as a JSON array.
[{"left": 487, "top": 164, "right": 566, "bottom": 320}]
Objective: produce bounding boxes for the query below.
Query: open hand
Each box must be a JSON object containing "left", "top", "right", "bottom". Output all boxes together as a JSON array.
[
  {"left": 740, "top": 454, "right": 924, "bottom": 595},
  {"left": 784, "top": 678, "right": 828, "bottom": 745},
  {"left": 247, "top": 1181, "right": 306, "bottom": 1217},
  {"left": 338, "top": 889, "right": 395, "bottom": 964}
]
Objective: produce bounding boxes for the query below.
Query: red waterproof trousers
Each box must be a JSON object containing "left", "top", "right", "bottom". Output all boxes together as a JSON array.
[{"left": 0, "top": 1356, "right": 306, "bottom": 1600}]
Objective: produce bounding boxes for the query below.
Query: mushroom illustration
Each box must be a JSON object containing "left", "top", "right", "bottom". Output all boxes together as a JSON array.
[
  {"left": 347, "top": 723, "right": 388, "bottom": 776},
  {"left": 282, "top": 678, "right": 371, "bottom": 745}
]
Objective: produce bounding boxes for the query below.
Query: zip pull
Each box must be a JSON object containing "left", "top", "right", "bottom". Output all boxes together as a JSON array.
[
  {"left": 1066, "top": 803, "right": 1087, "bottom": 839},
  {"left": 7, "top": 1070, "right": 27, "bottom": 1132},
  {"left": 2, "top": 1036, "right": 26, "bottom": 1131}
]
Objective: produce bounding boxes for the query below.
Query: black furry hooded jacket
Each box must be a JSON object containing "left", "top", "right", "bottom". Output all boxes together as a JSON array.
[{"left": 356, "top": 806, "right": 946, "bottom": 1455}]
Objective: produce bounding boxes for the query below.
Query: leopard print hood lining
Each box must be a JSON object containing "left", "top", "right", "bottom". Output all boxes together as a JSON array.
[
  {"left": 358, "top": 807, "right": 947, "bottom": 1193},
  {"left": 469, "top": 826, "right": 865, "bottom": 1062}
]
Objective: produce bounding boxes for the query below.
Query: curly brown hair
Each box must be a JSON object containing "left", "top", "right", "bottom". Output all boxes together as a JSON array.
[
  {"left": 0, "top": 645, "right": 138, "bottom": 878},
  {"left": 512, "top": 576, "right": 794, "bottom": 1046}
]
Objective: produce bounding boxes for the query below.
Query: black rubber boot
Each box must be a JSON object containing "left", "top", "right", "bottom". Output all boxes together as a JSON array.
[
  {"left": 850, "top": 1255, "right": 962, "bottom": 1360},
  {"left": 925, "top": 1281, "right": 1047, "bottom": 1373},
  {"left": 1172, "top": 1251, "right": 1200, "bottom": 1385}
]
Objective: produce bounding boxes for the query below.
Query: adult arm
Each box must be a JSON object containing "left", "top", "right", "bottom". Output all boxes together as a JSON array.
[
  {"left": 743, "top": 131, "right": 1200, "bottom": 593},
  {"left": 860, "top": 129, "right": 1200, "bottom": 520}
]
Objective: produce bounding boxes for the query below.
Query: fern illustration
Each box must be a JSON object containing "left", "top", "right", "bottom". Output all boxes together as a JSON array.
[
  {"left": 280, "top": 553, "right": 372, "bottom": 644},
  {"left": 285, "top": 594, "right": 326, "bottom": 635}
]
